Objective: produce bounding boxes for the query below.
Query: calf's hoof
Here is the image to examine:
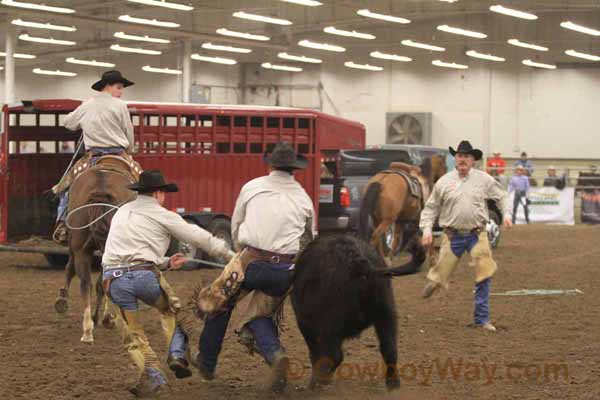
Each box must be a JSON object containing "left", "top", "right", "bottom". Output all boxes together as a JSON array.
[
  {"left": 54, "top": 297, "right": 68, "bottom": 314},
  {"left": 102, "top": 314, "right": 116, "bottom": 329}
]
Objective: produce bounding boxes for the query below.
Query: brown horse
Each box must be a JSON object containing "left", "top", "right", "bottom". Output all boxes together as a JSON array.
[
  {"left": 358, "top": 154, "right": 447, "bottom": 268},
  {"left": 54, "top": 159, "right": 136, "bottom": 343}
]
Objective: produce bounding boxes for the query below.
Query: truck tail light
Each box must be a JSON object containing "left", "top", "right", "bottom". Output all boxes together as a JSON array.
[{"left": 340, "top": 186, "right": 351, "bottom": 208}]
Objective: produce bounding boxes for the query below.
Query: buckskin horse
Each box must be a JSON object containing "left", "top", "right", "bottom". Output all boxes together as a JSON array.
[
  {"left": 54, "top": 155, "right": 137, "bottom": 343},
  {"left": 358, "top": 154, "right": 447, "bottom": 269}
]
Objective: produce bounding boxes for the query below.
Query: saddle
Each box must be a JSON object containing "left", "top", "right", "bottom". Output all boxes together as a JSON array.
[
  {"left": 53, "top": 151, "right": 142, "bottom": 194},
  {"left": 381, "top": 162, "right": 424, "bottom": 201}
]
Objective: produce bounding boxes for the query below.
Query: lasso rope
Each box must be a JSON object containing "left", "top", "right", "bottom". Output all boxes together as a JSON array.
[{"left": 65, "top": 202, "right": 125, "bottom": 230}]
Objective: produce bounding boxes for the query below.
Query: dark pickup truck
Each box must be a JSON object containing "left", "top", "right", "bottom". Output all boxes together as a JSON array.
[{"left": 318, "top": 144, "right": 502, "bottom": 248}]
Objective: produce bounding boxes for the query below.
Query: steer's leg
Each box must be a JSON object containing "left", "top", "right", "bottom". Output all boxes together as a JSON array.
[{"left": 374, "top": 300, "right": 400, "bottom": 390}]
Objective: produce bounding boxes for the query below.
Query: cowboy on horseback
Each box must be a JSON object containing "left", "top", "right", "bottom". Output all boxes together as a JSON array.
[
  {"left": 101, "top": 169, "right": 234, "bottom": 397},
  {"left": 420, "top": 140, "right": 512, "bottom": 332},
  {"left": 53, "top": 70, "right": 140, "bottom": 243},
  {"left": 170, "top": 142, "right": 316, "bottom": 393}
]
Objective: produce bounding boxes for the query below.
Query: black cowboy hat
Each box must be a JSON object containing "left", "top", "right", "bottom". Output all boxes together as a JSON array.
[
  {"left": 449, "top": 140, "right": 483, "bottom": 161},
  {"left": 91, "top": 70, "right": 135, "bottom": 91},
  {"left": 127, "top": 170, "right": 178, "bottom": 193},
  {"left": 263, "top": 141, "right": 308, "bottom": 170}
]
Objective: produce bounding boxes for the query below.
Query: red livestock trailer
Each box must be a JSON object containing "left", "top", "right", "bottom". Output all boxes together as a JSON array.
[{"left": 0, "top": 99, "right": 365, "bottom": 265}]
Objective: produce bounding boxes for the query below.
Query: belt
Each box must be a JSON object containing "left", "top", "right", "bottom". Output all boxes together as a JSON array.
[
  {"left": 102, "top": 262, "right": 156, "bottom": 291},
  {"left": 444, "top": 227, "right": 482, "bottom": 236},
  {"left": 245, "top": 246, "right": 296, "bottom": 264}
]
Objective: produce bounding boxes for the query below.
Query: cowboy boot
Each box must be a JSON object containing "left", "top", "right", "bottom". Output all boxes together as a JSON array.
[{"left": 270, "top": 351, "right": 290, "bottom": 393}]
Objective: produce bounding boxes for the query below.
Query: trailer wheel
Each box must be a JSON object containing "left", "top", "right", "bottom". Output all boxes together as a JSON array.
[
  {"left": 209, "top": 218, "right": 233, "bottom": 264},
  {"left": 45, "top": 253, "right": 69, "bottom": 268}
]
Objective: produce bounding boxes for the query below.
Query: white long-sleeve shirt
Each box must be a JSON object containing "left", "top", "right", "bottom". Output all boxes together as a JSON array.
[
  {"left": 232, "top": 170, "right": 317, "bottom": 255},
  {"left": 64, "top": 92, "right": 134, "bottom": 152},
  {"left": 420, "top": 168, "right": 511, "bottom": 235},
  {"left": 102, "top": 196, "right": 232, "bottom": 269}
]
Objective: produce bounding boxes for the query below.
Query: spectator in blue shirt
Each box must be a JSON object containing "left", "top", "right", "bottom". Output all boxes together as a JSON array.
[
  {"left": 509, "top": 166, "right": 531, "bottom": 224},
  {"left": 514, "top": 152, "right": 534, "bottom": 177}
]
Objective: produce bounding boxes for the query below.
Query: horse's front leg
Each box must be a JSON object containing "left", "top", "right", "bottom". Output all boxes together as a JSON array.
[{"left": 55, "top": 255, "right": 75, "bottom": 314}]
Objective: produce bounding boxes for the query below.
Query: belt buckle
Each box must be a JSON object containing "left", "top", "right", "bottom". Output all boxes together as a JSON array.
[
  {"left": 270, "top": 255, "right": 280, "bottom": 264},
  {"left": 112, "top": 270, "right": 123, "bottom": 278}
]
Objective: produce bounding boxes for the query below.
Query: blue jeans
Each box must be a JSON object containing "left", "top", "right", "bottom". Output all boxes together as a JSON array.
[
  {"left": 448, "top": 233, "right": 492, "bottom": 325},
  {"left": 104, "top": 269, "right": 169, "bottom": 386},
  {"left": 170, "top": 261, "right": 294, "bottom": 371},
  {"left": 104, "top": 270, "right": 162, "bottom": 311},
  {"left": 56, "top": 191, "right": 69, "bottom": 222}
]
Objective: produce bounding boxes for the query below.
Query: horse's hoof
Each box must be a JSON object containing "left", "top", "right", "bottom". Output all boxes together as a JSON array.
[
  {"left": 386, "top": 377, "right": 401, "bottom": 390},
  {"left": 102, "top": 314, "right": 116, "bottom": 329},
  {"left": 80, "top": 334, "right": 94, "bottom": 344},
  {"left": 54, "top": 297, "right": 68, "bottom": 314}
]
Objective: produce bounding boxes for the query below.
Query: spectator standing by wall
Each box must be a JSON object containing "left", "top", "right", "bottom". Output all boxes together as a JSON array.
[{"left": 510, "top": 166, "right": 531, "bottom": 224}]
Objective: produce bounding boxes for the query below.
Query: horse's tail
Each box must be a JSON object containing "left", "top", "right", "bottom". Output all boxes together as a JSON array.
[
  {"left": 358, "top": 181, "right": 381, "bottom": 240},
  {"left": 87, "top": 192, "right": 116, "bottom": 252}
]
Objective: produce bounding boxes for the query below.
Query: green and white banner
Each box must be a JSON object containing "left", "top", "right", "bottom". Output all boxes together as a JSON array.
[{"left": 510, "top": 187, "right": 574, "bottom": 225}]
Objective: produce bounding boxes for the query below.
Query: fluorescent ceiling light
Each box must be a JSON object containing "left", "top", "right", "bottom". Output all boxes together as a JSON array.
[
  {"left": 507, "top": 38, "right": 548, "bottom": 51},
  {"left": 466, "top": 50, "right": 505, "bottom": 62},
  {"left": 432, "top": 60, "right": 468, "bottom": 69},
  {"left": 110, "top": 44, "right": 162, "bottom": 55},
  {"left": 370, "top": 51, "right": 412, "bottom": 62},
  {"left": 142, "top": 65, "right": 182, "bottom": 75},
  {"left": 0, "top": 67, "right": 3, "bottom": 70},
  {"left": 216, "top": 28, "right": 270, "bottom": 41},
  {"left": 401, "top": 39, "right": 445, "bottom": 52},
  {"left": 489, "top": 5, "right": 537, "bottom": 20},
  {"left": 127, "top": 0, "right": 193, "bottom": 11},
  {"left": 118, "top": 15, "right": 179, "bottom": 28},
  {"left": 114, "top": 32, "right": 170, "bottom": 44},
  {"left": 522, "top": 59, "right": 556, "bottom": 69},
  {"left": 19, "top": 34, "right": 75, "bottom": 46},
  {"left": 277, "top": 52, "right": 322, "bottom": 63},
  {"left": 11, "top": 19, "right": 76, "bottom": 32},
  {"left": 191, "top": 53, "right": 237, "bottom": 65},
  {"left": 298, "top": 39, "right": 346, "bottom": 52},
  {"left": 565, "top": 49, "right": 600, "bottom": 61},
  {"left": 66, "top": 57, "right": 115, "bottom": 68},
  {"left": 560, "top": 21, "right": 600, "bottom": 37},
  {"left": 437, "top": 24, "right": 487, "bottom": 39},
  {"left": 344, "top": 61, "right": 383, "bottom": 71},
  {"left": 261, "top": 62, "right": 302, "bottom": 72},
  {"left": 0, "top": 51, "right": 36, "bottom": 59},
  {"left": 202, "top": 42, "right": 251, "bottom": 54},
  {"left": 33, "top": 68, "right": 76, "bottom": 76},
  {"left": 1, "top": 0, "right": 74, "bottom": 13},
  {"left": 439, "top": 0, "right": 458, "bottom": 2},
  {"left": 233, "top": 11, "right": 292, "bottom": 26},
  {"left": 356, "top": 9, "right": 410, "bottom": 24},
  {"left": 281, "top": 0, "right": 322, "bottom": 6},
  {"left": 324, "top": 26, "right": 375, "bottom": 40}
]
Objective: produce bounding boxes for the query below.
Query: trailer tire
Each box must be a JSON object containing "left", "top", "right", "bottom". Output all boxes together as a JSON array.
[
  {"left": 45, "top": 253, "right": 69, "bottom": 268},
  {"left": 208, "top": 218, "right": 233, "bottom": 264}
]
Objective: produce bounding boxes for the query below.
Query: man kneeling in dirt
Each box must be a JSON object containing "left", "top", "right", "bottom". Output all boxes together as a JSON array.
[
  {"left": 170, "top": 142, "right": 316, "bottom": 393},
  {"left": 102, "top": 169, "right": 234, "bottom": 397}
]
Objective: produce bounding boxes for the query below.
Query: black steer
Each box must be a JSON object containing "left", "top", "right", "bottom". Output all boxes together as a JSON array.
[{"left": 291, "top": 234, "right": 424, "bottom": 390}]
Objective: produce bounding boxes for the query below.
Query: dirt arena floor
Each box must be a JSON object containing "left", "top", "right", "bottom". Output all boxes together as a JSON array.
[{"left": 2, "top": 224, "right": 599, "bottom": 400}]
